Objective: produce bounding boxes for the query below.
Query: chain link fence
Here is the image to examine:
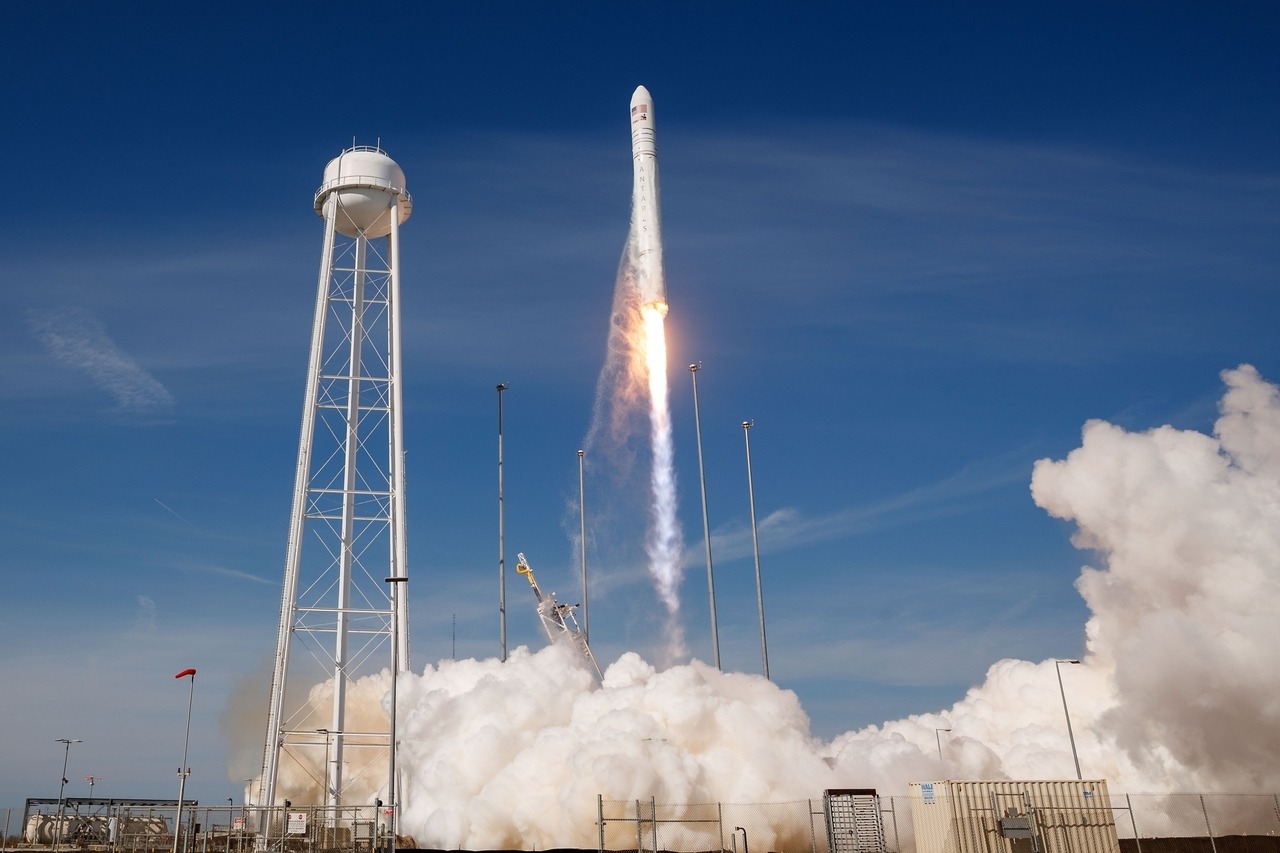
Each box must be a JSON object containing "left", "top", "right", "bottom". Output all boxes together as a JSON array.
[
  {"left": 4, "top": 792, "right": 1279, "bottom": 853},
  {"left": 597, "top": 793, "right": 1280, "bottom": 853}
]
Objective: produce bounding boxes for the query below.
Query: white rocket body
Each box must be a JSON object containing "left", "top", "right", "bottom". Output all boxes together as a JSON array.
[{"left": 630, "top": 85, "right": 668, "bottom": 315}]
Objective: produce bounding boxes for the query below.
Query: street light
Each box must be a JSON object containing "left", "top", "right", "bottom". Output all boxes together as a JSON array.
[
  {"left": 316, "top": 729, "right": 335, "bottom": 825},
  {"left": 1055, "top": 659, "right": 1083, "bottom": 780},
  {"left": 385, "top": 576, "right": 408, "bottom": 853},
  {"left": 173, "top": 668, "right": 197, "bottom": 853},
  {"left": 689, "top": 363, "right": 721, "bottom": 670},
  {"left": 935, "top": 728, "right": 952, "bottom": 771},
  {"left": 742, "top": 420, "right": 769, "bottom": 680},
  {"left": 53, "top": 738, "right": 81, "bottom": 853}
]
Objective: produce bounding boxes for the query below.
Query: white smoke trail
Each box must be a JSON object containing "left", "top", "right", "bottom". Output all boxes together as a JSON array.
[
  {"left": 641, "top": 305, "right": 686, "bottom": 659},
  {"left": 576, "top": 237, "right": 685, "bottom": 662}
]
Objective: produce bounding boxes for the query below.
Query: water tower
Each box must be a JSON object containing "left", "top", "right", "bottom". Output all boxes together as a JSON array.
[{"left": 257, "top": 146, "right": 413, "bottom": 829}]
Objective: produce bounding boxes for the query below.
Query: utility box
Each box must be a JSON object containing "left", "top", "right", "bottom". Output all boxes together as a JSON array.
[{"left": 908, "top": 780, "right": 1121, "bottom": 853}]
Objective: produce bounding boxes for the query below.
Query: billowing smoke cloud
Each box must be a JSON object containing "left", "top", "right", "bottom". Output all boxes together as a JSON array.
[
  {"left": 829, "top": 364, "right": 1280, "bottom": 792},
  {"left": 1031, "top": 363, "right": 1280, "bottom": 791},
  {"left": 257, "top": 364, "right": 1280, "bottom": 847},
  {"left": 395, "top": 645, "right": 835, "bottom": 850}
]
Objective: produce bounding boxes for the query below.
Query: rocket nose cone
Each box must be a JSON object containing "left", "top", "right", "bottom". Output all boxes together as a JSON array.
[{"left": 631, "top": 85, "right": 652, "bottom": 107}]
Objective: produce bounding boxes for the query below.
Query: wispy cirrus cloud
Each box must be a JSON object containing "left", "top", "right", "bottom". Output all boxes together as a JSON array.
[
  {"left": 27, "top": 306, "right": 175, "bottom": 421},
  {"left": 694, "top": 450, "right": 1032, "bottom": 566}
]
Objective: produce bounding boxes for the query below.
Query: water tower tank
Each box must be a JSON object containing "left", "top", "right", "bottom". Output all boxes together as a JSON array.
[{"left": 314, "top": 147, "right": 412, "bottom": 238}]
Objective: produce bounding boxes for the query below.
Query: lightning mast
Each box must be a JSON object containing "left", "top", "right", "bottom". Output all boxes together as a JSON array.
[{"left": 258, "top": 146, "right": 413, "bottom": 830}]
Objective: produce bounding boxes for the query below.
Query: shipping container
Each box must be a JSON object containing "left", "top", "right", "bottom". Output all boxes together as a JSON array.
[{"left": 909, "top": 780, "right": 1121, "bottom": 853}]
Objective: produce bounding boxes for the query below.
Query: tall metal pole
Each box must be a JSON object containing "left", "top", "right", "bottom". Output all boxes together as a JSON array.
[
  {"left": 53, "top": 738, "right": 80, "bottom": 853},
  {"left": 316, "top": 729, "right": 333, "bottom": 827},
  {"left": 385, "top": 576, "right": 408, "bottom": 853},
  {"left": 1055, "top": 659, "right": 1083, "bottom": 779},
  {"left": 690, "top": 363, "right": 721, "bottom": 670},
  {"left": 173, "top": 669, "right": 196, "bottom": 853},
  {"left": 497, "top": 383, "right": 508, "bottom": 662},
  {"left": 578, "top": 449, "right": 589, "bottom": 642},
  {"left": 742, "top": 420, "right": 769, "bottom": 680}
]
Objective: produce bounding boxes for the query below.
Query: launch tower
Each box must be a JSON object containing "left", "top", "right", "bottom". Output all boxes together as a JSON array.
[{"left": 257, "top": 146, "right": 413, "bottom": 828}]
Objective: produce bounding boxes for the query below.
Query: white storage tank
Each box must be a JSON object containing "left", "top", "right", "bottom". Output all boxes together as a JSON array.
[
  {"left": 314, "top": 146, "right": 412, "bottom": 238},
  {"left": 909, "top": 780, "right": 1121, "bottom": 853}
]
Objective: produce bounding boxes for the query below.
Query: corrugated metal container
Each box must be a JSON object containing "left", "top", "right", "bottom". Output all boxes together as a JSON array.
[{"left": 909, "top": 780, "right": 1121, "bottom": 853}]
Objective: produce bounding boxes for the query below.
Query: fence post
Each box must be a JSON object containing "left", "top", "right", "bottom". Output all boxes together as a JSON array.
[
  {"left": 807, "top": 799, "right": 817, "bottom": 853},
  {"left": 1199, "top": 795, "right": 1218, "bottom": 853},
  {"left": 1124, "top": 795, "right": 1141, "bottom": 853},
  {"left": 887, "top": 796, "right": 901, "bottom": 853},
  {"left": 719, "top": 802, "right": 725, "bottom": 853},
  {"left": 651, "top": 797, "right": 658, "bottom": 853},
  {"left": 598, "top": 795, "right": 605, "bottom": 853}
]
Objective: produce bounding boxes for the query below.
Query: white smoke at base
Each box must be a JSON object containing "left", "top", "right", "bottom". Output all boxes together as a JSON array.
[{"left": 248, "top": 364, "right": 1280, "bottom": 848}]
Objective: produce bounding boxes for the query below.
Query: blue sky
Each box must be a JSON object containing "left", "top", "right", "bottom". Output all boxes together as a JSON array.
[{"left": 2, "top": 1, "right": 1278, "bottom": 817}]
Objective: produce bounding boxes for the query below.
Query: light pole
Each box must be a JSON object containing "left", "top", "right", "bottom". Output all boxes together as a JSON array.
[
  {"left": 578, "top": 449, "right": 589, "bottom": 642},
  {"left": 934, "top": 728, "right": 951, "bottom": 773},
  {"left": 497, "top": 383, "right": 508, "bottom": 662},
  {"left": 1055, "top": 659, "right": 1083, "bottom": 780},
  {"left": 241, "top": 779, "right": 253, "bottom": 841},
  {"left": 316, "top": 729, "right": 334, "bottom": 826},
  {"left": 743, "top": 420, "right": 769, "bottom": 680},
  {"left": 173, "top": 668, "right": 196, "bottom": 853},
  {"left": 385, "top": 576, "right": 408, "bottom": 853},
  {"left": 53, "top": 738, "right": 80, "bottom": 853},
  {"left": 690, "top": 363, "right": 721, "bottom": 670}
]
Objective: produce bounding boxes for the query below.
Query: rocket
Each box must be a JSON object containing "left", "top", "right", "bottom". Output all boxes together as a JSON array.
[{"left": 630, "top": 85, "right": 668, "bottom": 315}]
